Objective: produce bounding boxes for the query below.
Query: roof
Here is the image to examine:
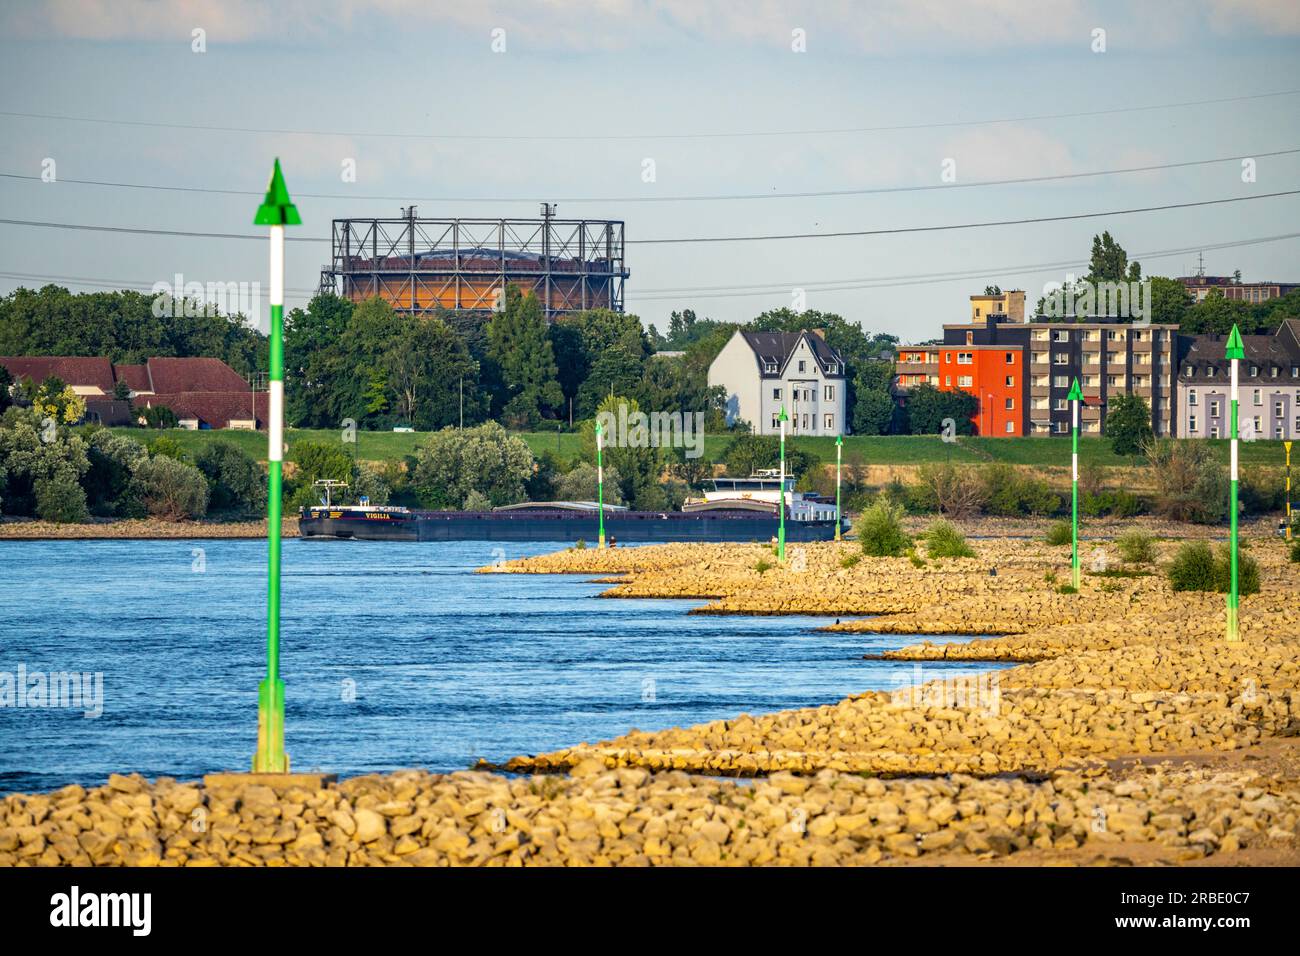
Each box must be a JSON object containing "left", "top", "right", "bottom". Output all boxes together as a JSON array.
[
  {"left": 113, "top": 364, "right": 152, "bottom": 392},
  {"left": 738, "top": 330, "right": 845, "bottom": 378},
  {"left": 134, "top": 391, "right": 266, "bottom": 429},
  {"left": 1177, "top": 331, "right": 1300, "bottom": 383},
  {"left": 145, "top": 357, "right": 250, "bottom": 394},
  {"left": 0, "top": 356, "right": 116, "bottom": 392}
]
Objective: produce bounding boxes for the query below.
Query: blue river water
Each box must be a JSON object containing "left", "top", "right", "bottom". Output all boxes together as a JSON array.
[{"left": 0, "top": 539, "right": 998, "bottom": 794}]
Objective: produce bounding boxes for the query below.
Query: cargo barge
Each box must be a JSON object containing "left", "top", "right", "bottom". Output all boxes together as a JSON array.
[{"left": 298, "top": 472, "right": 847, "bottom": 543}]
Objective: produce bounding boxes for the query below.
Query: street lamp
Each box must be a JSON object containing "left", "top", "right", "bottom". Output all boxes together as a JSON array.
[{"left": 252, "top": 158, "right": 299, "bottom": 774}]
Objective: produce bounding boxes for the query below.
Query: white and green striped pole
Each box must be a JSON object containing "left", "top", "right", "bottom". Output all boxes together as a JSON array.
[
  {"left": 253, "top": 158, "right": 300, "bottom": 772},
  {"left": 777, "top": 405, "right": 788, "bottom": 561},
  {"left": 1067, "top": 377, "right": 1082, "bottom": 590},
  {"left": 1226, "top": 325, "right": 1244, "bottom": 642},
  {"left": 834, "top": 433, "right": 843, "bottom": 541},
  {"left": 595, "top": 419, "right": 606, "bottom": 548}
]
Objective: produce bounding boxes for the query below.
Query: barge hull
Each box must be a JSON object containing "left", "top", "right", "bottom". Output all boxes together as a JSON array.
[{"left": 298, "top": 511, "right": 841, "bottom": 543}]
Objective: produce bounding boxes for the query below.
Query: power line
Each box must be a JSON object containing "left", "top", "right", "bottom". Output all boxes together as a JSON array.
[
  {"left": 3, "top": 231, "right": 1297, "bottom": 302},
  {"left": 4, "top": 147, "right": 1297, "bottom": 204},
  {"left": 2, "top": 88, "right": 1297, "bottom": 142},
  {"left": 2, "top": 189, "right": 1297, "bottom": 247}
]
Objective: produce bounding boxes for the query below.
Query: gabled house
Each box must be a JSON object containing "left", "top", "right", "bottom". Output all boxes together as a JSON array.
[
  {"left": 708, "top": 329, "right": 848, "bottom": 436},
  {"left": 1176, "top": 325, "right": 1300, "bottom": 440}
]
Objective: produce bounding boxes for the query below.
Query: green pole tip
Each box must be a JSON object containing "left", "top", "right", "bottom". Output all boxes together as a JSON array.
[
  {"left": 254, "top": 158, "right": 302, "bottom": 226},
  {"left": 1066, "top": 378, "right": 1083, "bottom": 401},
  {"left": 1224, "top": 324, "right": 1245, "bottom": 360},
  {"left": 778, "top": 405, "right": 788, "bottom": 422},
  {"left": 835, "top": 434, "right": 842, "bottom": 446}
]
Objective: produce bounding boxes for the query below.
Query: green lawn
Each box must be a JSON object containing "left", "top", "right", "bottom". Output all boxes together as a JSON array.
[{"left": 108, "top": 427, "right": 1292, "bottom": 470}]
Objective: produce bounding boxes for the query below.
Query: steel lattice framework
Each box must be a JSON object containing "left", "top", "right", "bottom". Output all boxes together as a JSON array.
[{"left": 319, "top": 210, "right": 628, "bottom": 318}]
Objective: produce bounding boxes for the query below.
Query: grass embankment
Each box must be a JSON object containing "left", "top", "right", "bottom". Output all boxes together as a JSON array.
[{"left": 108, "top": 428, "right": 1292, "bottom": 468}]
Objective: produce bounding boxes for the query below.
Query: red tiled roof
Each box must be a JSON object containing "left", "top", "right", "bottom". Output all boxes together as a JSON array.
[
  {"left": 146, "top": 357, "right": 250, "bottom": 394},
  {"left": 135, "top": 391, "right": 266, "bottom": 429},
  {"left": 0, "top": 356, "right": 115, "bottom": 393},
  {"left": 112, "top": 363, "right": 152, "bottom": 392}
]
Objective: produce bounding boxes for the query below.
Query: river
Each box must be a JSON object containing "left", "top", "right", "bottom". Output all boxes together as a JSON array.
[{"left": 0, "top": 539, "right": 997, "bottom": 794}]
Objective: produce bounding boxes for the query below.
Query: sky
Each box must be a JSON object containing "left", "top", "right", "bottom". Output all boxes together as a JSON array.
[{"left": 1, "top": 0, "right": 1298, "bottom": 344}]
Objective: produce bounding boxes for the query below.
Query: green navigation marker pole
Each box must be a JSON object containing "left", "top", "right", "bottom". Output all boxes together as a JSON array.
[
  {"left": 595, "top": 419, "right": 606, "bottom": 548},
  {"left": 777, "top": 406, "right": 788, "bottom": 561},
  {"left": 1067, "top": 377, "right": 1082, "bottom": 590},
  {"left": 252, "top": 158, "right": 300, "bottom": 773},
  {"left": 834, "top": 433, "right": 843, "bottom": 542},
  {"left": 1226, "top": 325, "right": 1245, "bottom": 643},
  {"left": 1285, "top": 441, "right": 1293, "bottom": 542}
]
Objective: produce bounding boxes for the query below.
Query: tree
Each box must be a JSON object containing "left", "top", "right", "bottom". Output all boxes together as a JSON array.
[
  {"left": 84, "top": 429, "right": 147, "bottom": 515},
  {"left": 1182, "top": 288, "right": 1250, "bottom": 335},
  {"left": 284, "top": 292, "right": 354, "bottom": 428},
  {"left": 412, "top": 421, "right": 535, "bottom": 509},
  {"left": 139, "top": 405, "right": 178, "bottom": 429},
  {"left": 195, "top": 441, "right": 266, "bottom": 513},
  {"left": 1148, "top": 276, "right": 1191, "bottom": 327},
  {"left": 127, "top": 456, "right": 209, "bottom": 520},
  {"left": 386, "top": 317, "right": 482, "bottom": 430},
  {"left": 0, "top": 364, "right": 13, "bottom": 413},
  {"left": 905, "top": 384, "right": 977, "bottom": 435},
  {"left": 32, "top": 376, "right": 85, "bottom": 425},
  {"left": 1143, "top": 438, "right": 1228, "bottom": 524},
  {"left": 553, "top": 461, "right": 626, "bottom": 505},
  {"left": 1104, "top": 393, "right": 1153, "bottom": 456},
  {"left": 1086, "top": 231, "right": 1141, "bottom": 283},
  {"left": 579, "top": 394, "right": 665, "bottom": 509},
  {"left": 487, "top": 286, "right": 563, "bottom": 426},
  {"left": 0, "top": 408, "right": 90, "bottom": 516}
]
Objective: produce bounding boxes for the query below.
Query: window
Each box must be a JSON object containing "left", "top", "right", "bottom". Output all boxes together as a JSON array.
[
  {"left": 1108, "top": 330, "right": 1121, "bottom": 341},
  {"left": 824, "top": 384, "right": 834, "bottom": 401},
  {"left": 771, "top": 414, "right": 781, "bottom": 429},
  {"left": 1053, "top": 375, "right": 1069, "bottom": 387},
  {"left": 1054, "top": 420, "right": 1069, "bottom": 433},
  {"left": 824, "top": 414, "right": 834, "bottom": 430},
  {"left": 1271, "top": 367, "right": 1279, "bottom": 378},
  {"left": 798, "top": 360, "right": 806, "bottom": 373},
  {"left": 1185, "top": 365, "right": 1194, "bottom": 376},
  {"left": 1207, "top": 367, "right": 1216, "bottom": 377},
  {"left": 1053, "top": 353, "right": 1069, "bottom": 365},
  {"left": 958, "top": 376, "right": 973, "bottom": 388},
  {"left": 966, "top": 331, "right": 974, "bottom": 345},
  {"left": 1293, "top": 367, "right": 1299, "bottom": 378},
  {"left": 1275, "top": 401, "right": 1284, "bottom": 418},
  {"left": 1108, "top": 375, "right": 1122, "bottom": 387},
  {"left": 1005, "top": 375, "right": 1014, "bottom": 387},
  {"left": 957, "top": 352, "right": 973, "bottom": 364},
  {"left": 944, "top": 352, "right": 952, "bottom": 364},
  {"left": 1052, "top": 330, "right": 1068, "bottom": 342},
  {"left": 1005, "top": 352, "right": 1015, "bottom": 364},
  {"left": 1054, "top": 398, "right": 1068, "bottom": 411},
  {"left": 1250, "top": 366, "right": 1258, "bottom": 377},
  {"left": 1210, "top": 400, "right": 1220, "bottom": 417},
  {"left": 1189, "top": 415, "right": 1198, "bottom": 432},
  {"left": 801, "top": 414, "right": 809, "bottom": 430},
  {"left": 1005, "top": 420, "right": 1014, "bottom": 434},
  {"left": 1005, "top": 398, "right": 1015, "bottom": 410},
  {"left": 1253, "top": 416, "right": 1263, "bottom": 435},
  {"left": 1253, "top": 389, "right": 1262, "bottom": 406},
  {"left": 1188, "top": 389, "right": 1198, "bottom": 406},
  {"left": 944, "top": 376, "right": 951, "bottom": 387},
  {"left": 773, "top": 388, "right": 782, "bottom": 400},
  {"left": 1210, "top": 425, "right": 1220, "bottom": 439}
]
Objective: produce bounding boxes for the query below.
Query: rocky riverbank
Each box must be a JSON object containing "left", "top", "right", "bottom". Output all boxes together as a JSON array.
[{"left": 4, "top": 529, "right": 1297, "bottom": 867}]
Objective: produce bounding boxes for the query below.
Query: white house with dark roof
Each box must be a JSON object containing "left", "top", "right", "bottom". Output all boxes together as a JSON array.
[
  {"left": 1175, "top": 320, "right": 1300, "bottom": 439},
  {"left": 708, "top": 329, "right": 849, "bottom": 436}
]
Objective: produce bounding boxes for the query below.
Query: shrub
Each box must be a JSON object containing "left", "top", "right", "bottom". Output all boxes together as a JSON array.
[
  {"left": 1115, "top": 530, "right": 1157, "bottom": 564},
  {"left": 1143, "top": 439, "right": 1228, "bottom": 524},
  {"left": 195, "top": 441, "right": 266, "bottom": 514},
  {"left": 859, "top": 497, "right": 912, "bottom": 557},
  {"left": 127, "top": 455, "right": 209, "bottom": 520},
  {"left": 553, "top": 461, "right": 625, "bottom": 506},
  {"left": 1082, "top": 489, "right": 1142, "bottom": 518},
  {"left": 34, "top": 473, "right": 89, "bottom": 523},
  {"left": 351, "top": 463, "right": 391, "bottom": 506},
  {"left": 1240, "top": 466, "right": 1285, "bottom": 515},
  {"left": 1167, "top": 541, "right": 1217, "bottom": 591},
  {"left": 923, "top": 519, "right": 976, "bottom": 559},
  {"left": 1290, "top": 538, "right": 1300, "bottom": 563},
  {"left": 840, "top": 554, "right": 861, "bottom": 569},
  {"left": 1044, "top": 520, "right": 1072, "bottom": 546},
  {"left": 1166, "top": 542, "right": 1258, "bottom": 595},
  {"left": 980, "top": 463, "right": 1060, "bottom": 517},
  {"left": 1056, "top": 584, "right": 1078, "bottom": 595},
  {"left": 147, "top": 435, "right": 188, "bottom": 461},
  {"left": 914, "top": 462, "right": 984, "bottom": 518},
  {"left": 754, "top": 558, "right": 773, "bottom": 574},
  {"left": 139, "top": 405, "right": 178, "bottom": 429}
]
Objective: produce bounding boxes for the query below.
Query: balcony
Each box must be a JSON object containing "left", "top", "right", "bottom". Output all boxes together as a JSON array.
[{"left": 1030, "top": 385, "right": 1050, "bottom": 398}]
